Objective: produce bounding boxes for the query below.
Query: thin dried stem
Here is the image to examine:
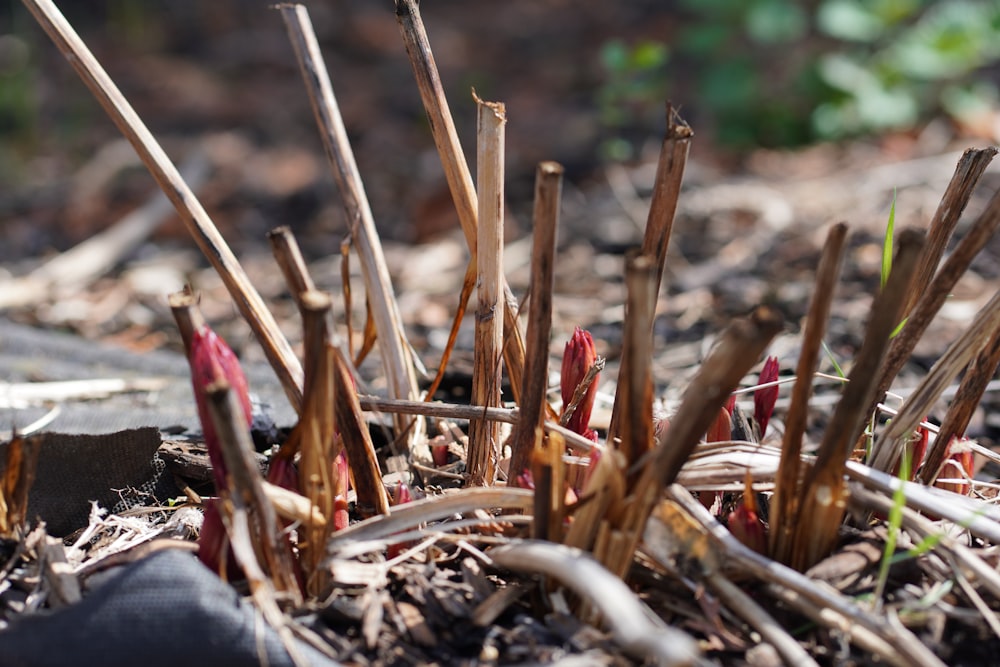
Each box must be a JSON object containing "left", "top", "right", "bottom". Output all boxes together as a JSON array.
[
  {"left": 872, "top": 288, "right": 1000, "bottom": 472},
  {"left": 874, "top": 187, "right": 1000, "bottom": 413},
  {"left": 608, "top": 109, "right": 691, "bottom": 444},
  {"left": 331, "top": 345, "right": 391, "bottom": 517},
  {"left": 205, "top": 382, "right": 303, "bottom": 603},
  {"left": 268, "top": 226, "right": 318, "bottom": 309},
  {"left": 489, "top": 541, "right": 701, "bottom": 666},
  {"left": 278, "top": 4, "right": 425, "bottom": 459},
  {"left": 618, "top": 252, "right": 657, "bottom": 486},
  {"left": 903, "top": 147, "right": 998, "bottom": 316},
  {"left": 789, "top": 228, "right": 924, "bottom": 571},
  {"left": 23, "top": 0, "right": 304, "bottom": 412},
  {"left": 770, "top": 222, "right": 848, "bottom": 562},
  {"left": 423, "top": 260, "right": 477, "bottom": 401},
  {"left": 559, "top": 358, "right": 605, "bottom": 428},
  {"left": 920, "top": 325, "right": 1000, "bottom": 484},
  {"left": 467, "top": 94, "right": 507, "bottom": 487},
  {"left": 508, "top": 162, "right": 563, "bottom": 485},
  {"left": 394, "top": 0, "right": 526, "bottom": 404}
]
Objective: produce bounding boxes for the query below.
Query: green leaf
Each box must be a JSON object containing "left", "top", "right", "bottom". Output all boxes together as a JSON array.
[
  {"left": 881, "top": 189, "right": 897, "bottom": 289},
  {"left": 822, "top": 339, "right": 846, "bottom": 379}
]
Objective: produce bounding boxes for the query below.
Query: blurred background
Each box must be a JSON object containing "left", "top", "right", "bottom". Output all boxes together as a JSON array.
[{"left": 2, "top": 0, "right": 1000, "bottom": 391}]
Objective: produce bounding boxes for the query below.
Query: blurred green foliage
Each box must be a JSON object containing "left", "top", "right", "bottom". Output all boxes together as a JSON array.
[{"left": 599, "top": 0, "right": 1000, "bottom": 154}]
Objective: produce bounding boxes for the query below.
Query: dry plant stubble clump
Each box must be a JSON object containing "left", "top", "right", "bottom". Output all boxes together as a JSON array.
[{"left": 5, "top": 0, "right": 1000, "bottom": 665}]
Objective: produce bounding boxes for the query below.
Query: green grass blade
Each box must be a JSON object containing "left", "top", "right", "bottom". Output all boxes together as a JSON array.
[
  {"left": 881, "top": 189, "right": 897, "bottom": 289},
  {"left": 821, "top": 339, "right": 846, "bottom": 379}
]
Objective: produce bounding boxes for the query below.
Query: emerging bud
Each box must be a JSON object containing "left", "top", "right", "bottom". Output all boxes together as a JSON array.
[
  {"left": 706, "top": 406, "right": 732, "bottom": 443},
  {"left": 198, "top": 499, "right": 237, "bottom": 578},
  {"left": 727, "top": 475, "right": 768, "bottom": 555},
  {"left": 561, "top": 327, "right": 600, "bottom": 440},
  {"left": 392, "top": 481, "right": 413, "bottom": 506},
  {"left": 935, "top": 437, "right": 974, "bottom": 496},
  {"left": 188, "top": 326, "right": 253, "bottom": 488},
  {"left": 754, "top": 356, "right": 780, "bottom": 438}
]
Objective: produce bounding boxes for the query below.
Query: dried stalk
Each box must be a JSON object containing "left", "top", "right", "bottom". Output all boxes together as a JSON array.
[
  {"left": 295, "top": 290, "right": 338, "bottom": 592},
  {"left": 22, "top": 0, "right": 304, "bottom": 411},
  {"left": 902, "top": 147, "right": 998, "bottom": 316},
  {"left": 618, "top": 252, "right": 657, "bottom": 485},
  {"left": 423, "top": 260, "right": 477, "bottom": 401},
  {"left": 789, "top": 229, "right": 924, "bottom": 571},
  {"left": 0, "top": 434, "right": 41, "bottom": 539},
  {"left": 662, "top": 486, "right": 947, "bottom": 667},
  {"left": 488, "top": 541, "right": 701, "bottom": 666},
  {"left": 606, "top": 307, "right": 783, "bottom": 577},
  {"left": 331, "top": 345, "right": 391, "bottom": 517},
  {"left": 871, "top": 287, "right": 1000, "bottom": 473},
  {"left": 467, "top": 94, "right": 507, "bottom": 487},
  {"left": 278, "top": 4, "right": 426, "bottom": 459},
  {"left": 919, "top": 326, "right": 1000, "bottom": 484},
  {"left": 508, "top": 161, "right": 563, "bottom": 485},
  {"left": 394, "top": 0, "right": 527, "bottom": 404},
  {"left": 874, "top": 187, "right": 1000, "bottom": 413},
  {"left": 770, "top": 222, "right": 848, "bottom": 562},
  {"left": 608, "top": 108, "right": 692, "bottom": 443},
  {"left": 324, "top": 487, "right": 533, "bottom": 550},
  {"left": 205, "top": 382, "right": 302, "bottom": 603},
  {"left": 268, "top": 225, "right": 318, "bottom": 308}
]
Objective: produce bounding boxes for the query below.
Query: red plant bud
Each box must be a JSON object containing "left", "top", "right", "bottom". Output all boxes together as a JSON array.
[
  {"left": 392, "top": 481, "right": 413, "bottom": 506},
  {"left": 893, "top": 422, "right": 929, "bottom": 481},
  {"left": 727, "top": 477, "right": 768, "bottom": 555},
  {"left": 517, "top": 469, "right": 535, "bottom": 490},
  {"left": 188, "top": 325, "right": 253, "bottom": 487},
  {"left": 935, "top": 437, "right": 974, "bottom": 495},
  {"left": 267, "top": 455, "right": 298, "bottom": 491},
  {"left": 754, "top": 356, "right": 780, "bottom": 437},
  {"left": 432, "top": 443, "right": 449, "bottom": 467},
  {"left": 706, "top": 406, "right": 732, "bottom": 443},
  {"left": 561, "top": 327, "right": 599, "bottom": 438},
  {"left": 724, "top": 393, "right": 737, "bottom": 417}
]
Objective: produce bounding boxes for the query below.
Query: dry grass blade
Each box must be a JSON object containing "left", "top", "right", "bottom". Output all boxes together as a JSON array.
[
  {"left": 22, "top": 0, "right": 304, "bottom": 411},
  {"left": 278, "top": 3, "right": 425, "bottom": 459},
  {"left": 770, "top": 222, "right": 848, "bottom": 563},
  {"left": 618, "top": 252, "right": 657, "bottom": 486},
  {"left": 488, "top": 541, "right": 702, "bottom": 666},
  {"left": 331, "top": 345, "right": 390, "bottom": 517},
  {"left": 875, "top": 187, "right": 1000, "bottom": 413},
  {"left": 789, "top": 228, "right": 923, "bottom": 571},
  {"left": 919, "top": 326, "right": 1000, "bottom": 484},
  {"left": 508, "top": 162, "right": 563, "bottom": 485},
  {"left": 325, "top": 487, "right": 533, "bottom": 550},
  {"left": 608, "top": 109, "right": 691, "bottom": 443},
  {"left": 871, "top": 287, "right": 1000, "bottom": 473},
  {"left": 662, "top": 486, "right": 947, "bottom": 667},
  {"left": 423, "top": 260, "right": 476, "bottom": 402},
  {"left": 0, "top": 434, "right": 41, "bottom": 539},
  {"left": 394, "top": 0, "right": 527, "bottom": 404},
  {"left": 902, "top": 147, "right": 998, "bottom": 317},
  {"left": 467, "top": 94, "right": 507, "bottom": 487}
]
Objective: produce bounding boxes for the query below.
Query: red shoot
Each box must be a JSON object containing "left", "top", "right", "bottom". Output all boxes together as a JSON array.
[
  {"left": 754, "top": 356, "right": 780, "bottom": 438},
  {"left": 561, "top": 327, "right": 599, "bottom": 440},
  {"left": 727, "top": 476, "right": 768, "bottom": 555}
]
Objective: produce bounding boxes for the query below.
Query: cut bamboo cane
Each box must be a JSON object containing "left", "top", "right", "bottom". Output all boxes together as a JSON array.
[
  {"left": 871, "top": 288, "right": 1000, "bottom": 473},
  {"left": 22, "top": 0, "right": 304, "bottom": 412},
  {"left": 508, "top": 162, "right": 563, "bottom": 485},
  {"left": 902, "top": 147, "right": 998, "bottom": 317},
  {"left": 618, "top": 252, "right": 657, "bottom": 487},
  {"left": 788, "top": 228, "right": 924, "bottom": 571},
  {"left": 919, "top": 325, "right": 1000, "bottom": 485},
  {"left": 872, "top": 187, "right": 1000, "bottom": 415},
  {"left": 769, "top": 222, "right": 848, "bottom": 563},
  {"left": 467, "top": 94, "right": 507, "bottom": 487},
  {"left": 608, "top": 108, "right": 692, "bottom": 444},
  {"left": 394, "top": 0, "right": 527, "bottom": 405},
  {"left": 278, "top": 4, "right": 426, "bottom": 462}
]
